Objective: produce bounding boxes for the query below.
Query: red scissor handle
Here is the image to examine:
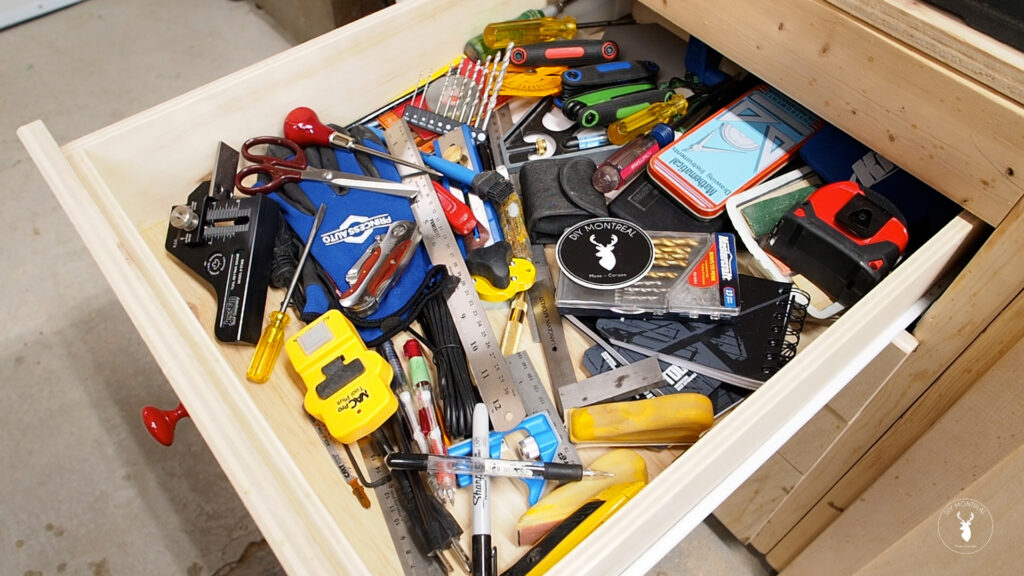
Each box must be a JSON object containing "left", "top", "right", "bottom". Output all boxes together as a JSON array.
[{"left": 235, "top": 136, "right": 308, "bottom": 195}]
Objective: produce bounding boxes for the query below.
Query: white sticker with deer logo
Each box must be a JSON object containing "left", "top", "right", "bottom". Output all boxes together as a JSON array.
[
  {"left": 556, "top": 218, "right": 654, "bottom": 290},
  {"left": 937, "top": 498, "right": 993, "bottom": 554}
]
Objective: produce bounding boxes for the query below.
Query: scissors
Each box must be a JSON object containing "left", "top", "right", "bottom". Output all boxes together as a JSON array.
[{"left": 235, "top": 136, "right": 419, "bottom": 198}]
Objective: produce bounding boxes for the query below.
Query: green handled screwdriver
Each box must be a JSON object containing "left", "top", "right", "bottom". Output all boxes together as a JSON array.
[{"left": 246, "top": 203, "right": 326, "bottom": 383}]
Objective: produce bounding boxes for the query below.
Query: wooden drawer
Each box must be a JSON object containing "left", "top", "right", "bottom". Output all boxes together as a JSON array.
[{"left": 16, "top": 0, "right": 1005, "bottom": 574}]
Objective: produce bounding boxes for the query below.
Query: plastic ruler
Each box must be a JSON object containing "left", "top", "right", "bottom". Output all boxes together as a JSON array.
[
  {"left": 384, "top": 119, "right": 526, "bottom": 431},
  {"left": 506, "top": 350, "right": 580, "bottom": 466}
]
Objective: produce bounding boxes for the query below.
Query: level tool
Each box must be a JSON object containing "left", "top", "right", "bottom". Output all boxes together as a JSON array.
[
  {"left": 506, "top": 351, "right": 580, "bottom": 467},
  {"left": 384, "top": 120, "right": 527, "bottom": 431}
]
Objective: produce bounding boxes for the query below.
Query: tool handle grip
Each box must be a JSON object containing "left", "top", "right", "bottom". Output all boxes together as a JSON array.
[
  {"left": 561, "top": 82, "right": 657, "bottom": 121},
  {"left": 483, "top": 16, "right": 577, "bottom": 49},
  {"left": 246, "top": 311, "right": 290, "bottom": 383},
  {"left": 433, "top": 181, "right": 478, "bottom": 236},
  {"left": 577, "top": 88, "right": 675, "bottom": 128},
  {"left": 509, "top": 39, "right": 618, "bottom": 67},
  {"left": 561, "top": 60, "right": 658, "bottom": 92},
  {"left": 421, "top": 152, "right": 477, "bottom": 187},
  {"left": 283, "top": 106, "right": 337, "bottom": 147},
  {"left": 607, "top": 94, "right": 689, "bottom": 146},
  {"left": 465, "top": 241, "right": 512, "bottom": 290}
]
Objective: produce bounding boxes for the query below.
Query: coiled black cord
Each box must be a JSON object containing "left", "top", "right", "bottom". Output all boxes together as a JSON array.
[{"left": 407, "top": 285, "right": 479, "bottom": 441}]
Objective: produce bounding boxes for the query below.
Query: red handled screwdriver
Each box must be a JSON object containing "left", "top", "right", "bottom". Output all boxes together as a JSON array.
[{"left": 284, "top": 107, "right": 442, "bottom": 177}]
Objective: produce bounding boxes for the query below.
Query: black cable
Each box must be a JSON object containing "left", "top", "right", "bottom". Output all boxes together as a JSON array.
[{"left": 408, "top": 284, "right": 479, "bottom": 441}]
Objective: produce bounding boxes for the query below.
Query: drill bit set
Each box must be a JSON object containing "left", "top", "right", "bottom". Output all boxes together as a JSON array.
[{"left": 403, "top": 45, "right": 514, "bottom": 144}]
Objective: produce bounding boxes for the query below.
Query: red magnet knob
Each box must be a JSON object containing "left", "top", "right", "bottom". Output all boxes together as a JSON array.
[
  {"left": 283, "top": 106, "right": 336, "bottom": 148},
  {"left": 141, "top": 403, "right": 190, "bottom": 447}
]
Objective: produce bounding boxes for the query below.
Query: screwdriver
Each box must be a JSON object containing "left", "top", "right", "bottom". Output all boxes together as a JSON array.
[
  {"left": 482, "top": 15, "right": 636, "bottom": 50},
  {"left": 283, "top": 107, "right": 442, "bottom": 177},
  {"left": 606, "top": 92, "right": 690, "bottom": 146},
  {"left": 246, "top": 204, "right": 326, "bottom": 383}
]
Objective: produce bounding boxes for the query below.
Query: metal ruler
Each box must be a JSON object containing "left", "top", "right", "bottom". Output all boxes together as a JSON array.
[
  {"left": 384, "top": 120, "right": 526, "bottom": 431},
  {"left": 310, "top": 419, "right": 440, "bottom": 575},
  {"left": 506, "top": 350, "right": 580, "bottom": 466},
  {"left": 362, "top": 441, "right": 446, "bottom": 576},
  {"left": 556, "top": 357, "right": 665, "bottom": 410},
  {"left": 527, "top": 244, "right": 577, "bottom": 415}
]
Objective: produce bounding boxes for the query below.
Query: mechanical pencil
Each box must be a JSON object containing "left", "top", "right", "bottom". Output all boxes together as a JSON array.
[{"left": 384, "top": 453, "right": 613, "bottom": 482}]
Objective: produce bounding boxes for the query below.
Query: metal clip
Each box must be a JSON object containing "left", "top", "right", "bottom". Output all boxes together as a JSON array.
[{"left": 339, "top": 221, "right": 422, "bottom": 316}]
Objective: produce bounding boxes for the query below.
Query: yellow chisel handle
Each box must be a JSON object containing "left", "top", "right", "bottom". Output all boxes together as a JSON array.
[
  {"left": 506, "top": 481, "right": 646, "bottom": 576},
  {"left": 246, "top": 310, "right": 290, "bottom": 383},
  {"left": 567, "top": 393, "right": 714, "bottom": 445}
]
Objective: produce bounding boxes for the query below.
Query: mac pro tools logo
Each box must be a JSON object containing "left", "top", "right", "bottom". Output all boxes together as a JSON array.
[
  {"left": 937, "top": 498, "right": 993, "bottom": 554},
  {"left": 321, "top": 214, "right": 392, "bottom": 246}
]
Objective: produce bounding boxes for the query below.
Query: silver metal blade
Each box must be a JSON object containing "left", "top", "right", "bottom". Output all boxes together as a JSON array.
[{"left": 310, "top": 169, "right": 419, "bottom": 198}]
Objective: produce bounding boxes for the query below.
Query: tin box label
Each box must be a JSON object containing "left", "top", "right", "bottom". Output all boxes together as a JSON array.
[{"left": 651, "top": 85, "right": 823, "bottom": 208}]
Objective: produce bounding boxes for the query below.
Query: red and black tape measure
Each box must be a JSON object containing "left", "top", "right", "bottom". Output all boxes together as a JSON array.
[{"left": 764, "top": 181, "right": 908, "bottom": 307}]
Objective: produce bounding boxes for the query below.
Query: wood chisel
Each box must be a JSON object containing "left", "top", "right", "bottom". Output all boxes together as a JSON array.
[{"left": 384, "top": 119, "right": 527, "bottom": 431}]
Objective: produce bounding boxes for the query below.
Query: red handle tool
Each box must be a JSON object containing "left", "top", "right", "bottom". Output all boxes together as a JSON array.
[
  {"left": 284, "top": 106, "right": 442, "bottom": 176},
  {"left": 432, "top": 181, "right": 477, "bottom": 236},
  {"left": 509, "top": 39, "right": 618, "bottom": 67}
]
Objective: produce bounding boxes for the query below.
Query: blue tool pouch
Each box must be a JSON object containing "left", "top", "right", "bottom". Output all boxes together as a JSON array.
[{"left": 269, "top": 127, "right": 431, "bottom": 345}]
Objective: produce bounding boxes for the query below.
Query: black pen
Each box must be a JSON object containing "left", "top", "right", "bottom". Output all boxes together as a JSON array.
[
  {"left": 384, "top": 452, "right": 613, "bottom": 481},
  {"left": 471, "top": 403, "right": 496, "bottom": 576}
]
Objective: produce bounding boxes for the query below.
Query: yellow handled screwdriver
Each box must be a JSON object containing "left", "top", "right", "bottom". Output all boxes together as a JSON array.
[
  {"left": 483, "top": 15, "right": 636, "bottom": 50},
  {"left": 606, "top": 93, "right": 690, "bottom": 146},
  {"left": 247, "top": 204, "right": 326, "bottom": 383}
]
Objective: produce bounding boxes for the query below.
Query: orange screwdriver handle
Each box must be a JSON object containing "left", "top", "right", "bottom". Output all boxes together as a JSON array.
[{"left": 141, "top": 403, "right": 190, "bottom": 447}]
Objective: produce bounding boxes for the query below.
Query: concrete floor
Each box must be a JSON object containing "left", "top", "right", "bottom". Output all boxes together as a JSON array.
[{"left": 1, "top": 1, "right": 772, "bottom": 574}]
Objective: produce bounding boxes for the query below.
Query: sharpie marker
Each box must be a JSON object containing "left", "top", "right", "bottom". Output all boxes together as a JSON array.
[
  {"left": 384, "top": 453, "right": 612, "bottom": 481},
  {"left": 472, "top": 404, "right": 496, "bottom": 576}
]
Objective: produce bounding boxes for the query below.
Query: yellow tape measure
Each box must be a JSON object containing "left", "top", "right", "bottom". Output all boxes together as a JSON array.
[{"left": 286, "top": 310, "right": 397, "bottom": 444}]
